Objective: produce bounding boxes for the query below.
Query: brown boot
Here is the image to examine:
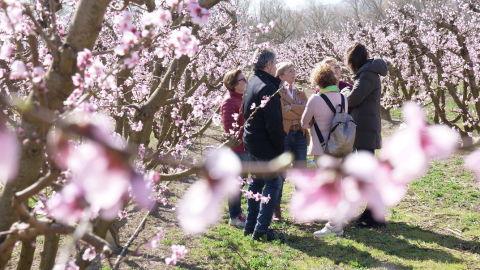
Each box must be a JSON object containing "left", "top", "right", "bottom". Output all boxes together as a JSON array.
[{"left": 272, "top": 205, "right": 283, "bottom": 221}]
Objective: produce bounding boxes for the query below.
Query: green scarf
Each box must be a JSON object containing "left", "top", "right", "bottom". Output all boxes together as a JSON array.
[{"left": 318, "top": 85, "right": 340, "bottom": 95}]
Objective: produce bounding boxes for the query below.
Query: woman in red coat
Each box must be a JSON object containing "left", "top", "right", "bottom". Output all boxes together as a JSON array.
[{"left": 221, "top": 69, "right": 248, "bottom": 227}]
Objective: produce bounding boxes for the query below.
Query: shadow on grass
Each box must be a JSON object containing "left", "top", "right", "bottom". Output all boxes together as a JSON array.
[
  {"left": 348, "top": 221, "right": 480, "bottom": 256},
  {"left": 283, "top": 221, "right": 475, "bottom": 269}
]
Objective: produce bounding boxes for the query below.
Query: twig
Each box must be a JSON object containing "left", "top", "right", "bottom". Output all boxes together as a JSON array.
[
  {"left": 112, "top": 201, "right": 158, "bottom": 269},
  {"left": 48, "top": 0, "right": 58, "bottom": 38},
  {"left": 228, "top": 244, "right": 252, "bottom": 270},
  {"left": 23, "top": 9, "right": 58, "bottom": 55}
]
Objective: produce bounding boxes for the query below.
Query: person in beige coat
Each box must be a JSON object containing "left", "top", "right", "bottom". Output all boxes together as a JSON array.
[
  {"left": 301, "top": 63, "right": 348, "bottom": 238},
  {"left": 274, "top": 62, "right": 309, "bottom": 222}
]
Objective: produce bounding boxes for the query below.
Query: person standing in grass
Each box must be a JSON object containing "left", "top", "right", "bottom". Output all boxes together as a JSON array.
[
  {"left": 301, "top": 63, "right": 348, "bottom": 238},
  {"left": 242, "top": 47, "right": 286, "bottom": 241},
  {"left": 274, "top": 62, "right": 309, "bottom": 222},
  {"left": 221, "top": 69, "right": 248, "bottom": 228},
  {"left": 341, "top": 42, "right": 388, "bottom": 229}
]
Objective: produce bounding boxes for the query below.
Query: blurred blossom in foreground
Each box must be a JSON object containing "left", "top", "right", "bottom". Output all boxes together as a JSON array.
[
  {"left": 381, "top": 102, "right": 459, "bottom": 183},
  {"left": 289, "top": 156, "right": 342, "bottom": 222},
  {"left": 289, "top": 102, "right": 459, "bottom": 223},
  {"left": 465, "top": 149, "right": 480, "bottom": 183},
  {"left": 178, "top": 147, "right": 241, "bottom": 234},
  {"left": 0, "top": 125, "right": 19, "bottom": 182},
  {"left": 46, "top": 115, "right": 151, "bottom": 224}
]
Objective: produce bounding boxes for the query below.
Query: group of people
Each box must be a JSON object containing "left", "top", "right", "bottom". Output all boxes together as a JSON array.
[{"left": 220, "top": 42, "right": 388, "bottom": 241}]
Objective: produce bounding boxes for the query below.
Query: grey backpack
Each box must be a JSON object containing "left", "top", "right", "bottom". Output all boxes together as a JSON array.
[{"left": 312, "top": 94, "right": 356, "bottom": 158}]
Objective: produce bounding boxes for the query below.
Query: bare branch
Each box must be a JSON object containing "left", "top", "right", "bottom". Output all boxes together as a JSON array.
[
  {"left": 15, "top": 169, "right": 61, "bottom": 203},
  {"left": 23, "top": 9, "right": 59, "bottom": 55}
]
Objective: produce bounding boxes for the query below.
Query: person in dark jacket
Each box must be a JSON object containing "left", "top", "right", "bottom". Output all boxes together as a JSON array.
[
  {"left": 242, "top": 47, "right": 285, "bottom": 241},
  {"left": 221, "top": 69, "right": 248, "bottom": 228},
  {"left": 341, "top": 42, "right": 388, "bottom": 229}
]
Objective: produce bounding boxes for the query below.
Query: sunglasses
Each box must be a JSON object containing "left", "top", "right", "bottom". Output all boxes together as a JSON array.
[{"left": 237, "top": 78, "right": 247, "bottom": 83}]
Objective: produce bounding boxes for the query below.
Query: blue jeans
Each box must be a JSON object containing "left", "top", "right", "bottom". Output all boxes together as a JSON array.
[
  {"left": 246, "top": 153, "right": 283, "bottom": 233},
  {"left": 228, "top": 151, "right": 249, "bottom": 219},
  {"left": 278, "top": 130, "right": 307, "bottom": 205}
]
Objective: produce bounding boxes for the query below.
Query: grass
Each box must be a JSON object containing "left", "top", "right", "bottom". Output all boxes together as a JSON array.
[{"left": 177, "top": 152, "right": 480, "bottom": 270}]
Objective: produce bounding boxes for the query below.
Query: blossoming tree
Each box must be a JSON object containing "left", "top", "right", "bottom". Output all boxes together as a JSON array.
[{"left": 0, "top": 0, "right": 480, "bottom": 269}]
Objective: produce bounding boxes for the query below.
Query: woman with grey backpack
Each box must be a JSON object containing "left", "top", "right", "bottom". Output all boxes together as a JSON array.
[{"left": 301, "top": 62, "right": 351, "bottom": 238}]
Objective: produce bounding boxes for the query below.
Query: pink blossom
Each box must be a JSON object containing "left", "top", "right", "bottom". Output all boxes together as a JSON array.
[
  {"left": 381, "top": 102, "right": 459, "bottom": 183},
  {"left": 168, "top": 27, "right": 199, "bottom": 58},
  {"left": 250, "top": 103, "right": 256, "bottom": 110},
  {"left": 212, "top": 114, "right": 221, "bottom": 126},
  {"left": 131, "top": 120, "right": 143, "bottom": 131},
  {"left": 178, "top": 147, "right": 241, "bottom": 234},
  {"left": 47, "top": 185, "right": 86, "bottom": 224},
  {"left": 142, "top": 9, "right": 172, "bottom": 26},
  {"left": 166, "top": 0, "right": 179, "bottom": 7},
  {"left": 165, "top": 245, "right": 187, "bottom": 265},
  {"left": 76, "top": 49, "right": 92, "bottom": 69},
  {"left": 9, "top": 61, "right": 28, "bottom": 80},
  {"left": 0, "top": 42, "right": 14, "bottom": 60},
  {"left": 114, "top": 44, "right": 129, "bottom": 56},
  {"left": 186, "top": 2, "right": 211, "bottom": 26},
  {"left": 82, "top": 246, "right": 96, "bottom": 261},
  {"left": 0, "top": 127, "right": 19, "bottom": 182},
  {"left": 253, "top": 192, "right": 262, "bottom": 201},
  {"left": 260, "top": 96, "right": 270, "bottom": 108},
  {"left": 261, "top": 194, "right": 271, "bottom": 204},
  {"left": 118, "top": 210, "right": 127, "bottom": 219},
  {"left": 121, "top": 31, "right": 138, "bottom": 45},
  {"left": 32, "top": 67, "right": 44, "bottom": 83},
  {"left": 246, "top": 178, "right": 253, "bottom": 184},
  {"left": 124, "top": 51, "right": 139, "bottom": 69},
  {"left": 53, "top": 261, "right": 79, "bottom": 270},
  {"left": 289, "top": 168, "right": 342, "bottom": 222}
]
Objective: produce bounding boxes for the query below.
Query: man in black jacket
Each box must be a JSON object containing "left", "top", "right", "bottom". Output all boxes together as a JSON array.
[{"left": 242, "top": 47, "right": 286, "bottom": 241}]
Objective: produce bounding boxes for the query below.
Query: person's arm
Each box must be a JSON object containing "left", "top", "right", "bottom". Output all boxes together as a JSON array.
[
  {"left": 280, "top": 93, "right": 300, "bottom": 120},
  {"left": 261, "top": 87, "right": 285, "bottom": 155},
  {"left": 290, "top": 90, "right": 307, "bottom": 115},
  {"left": 221, "top": 100, "right": 240, "bottom": 138},
  {"left": 344, "top": 72, "right": 374, "bottom": 108},
  {"left": 301, "top": 96, "right": 316, "bottom": 129}
]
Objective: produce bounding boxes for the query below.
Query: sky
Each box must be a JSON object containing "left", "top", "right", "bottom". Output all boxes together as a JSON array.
[{"left": 284, "top": 0, "right": 343, "bottom": 8}]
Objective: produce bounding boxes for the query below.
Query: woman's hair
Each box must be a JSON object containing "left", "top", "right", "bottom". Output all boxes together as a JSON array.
[
  {"left": 223, "top": 69, "right": 243, "bottom": 91},
  {"left": 320, "top": 57, "right": 339, "bottom": 66},
  {"left": 275, "top": 62, "right": 295, "bottom": 78},
  {"left": 310, "top": 63, "right": 338, "bottom": 89},
  {"left": 344, "top": 42, "right": 369, "bottom": 74}
]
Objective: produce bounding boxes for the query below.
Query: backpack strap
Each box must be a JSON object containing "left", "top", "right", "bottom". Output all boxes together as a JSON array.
[
  {"left": 320, "top": 94, "right": 336, "bottom": 114},
  {"left": 340, "top": 94, "right": 345, "bottom": 113},
  {"left": 312, "top": 116, "right": 325, "bottom": 146}
]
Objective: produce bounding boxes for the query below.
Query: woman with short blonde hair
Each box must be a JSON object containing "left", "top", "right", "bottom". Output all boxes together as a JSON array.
[
  {"left": 313, "top": 58, "right": 353, "bottom": 94},
  {"left": 274, "top": 61, "right": 309, "bottom": 222}
]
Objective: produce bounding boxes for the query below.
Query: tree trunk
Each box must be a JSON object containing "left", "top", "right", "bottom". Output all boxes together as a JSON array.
[
  {"left": 16, "top": 238, "right": 36, "bottom": 270},
  {"left": 380, "top": 106, "right": 392, "bottom": 121},
  {"left": 39, "top": 234, "right": 61, "bottom": 270}
]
